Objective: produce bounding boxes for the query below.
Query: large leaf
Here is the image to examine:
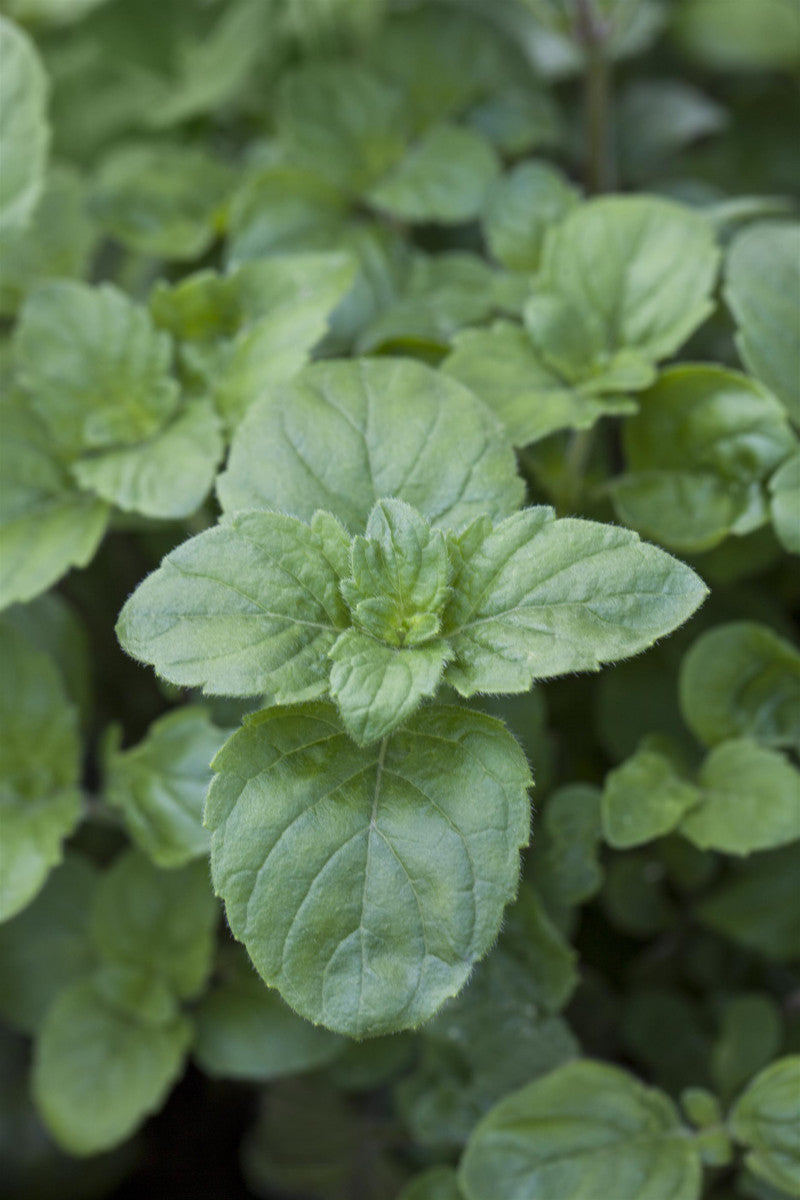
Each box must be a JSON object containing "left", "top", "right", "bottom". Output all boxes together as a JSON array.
[
  {"left": 441, "top": 507, "right": 708, "bottom": 695},
  {"left": 612, "top": 365, "right": 797, "bottom": 552},
  {"left": 71, "top": 396, "right": 223, "bottom": 519},
  {"left": 0, "top": 17, "right": 49, "bottom": 236},
  {"left": 33, "top": 977, "right": 191, "bottom": 1156},
  {"left": 117, "top": 509, "right": 350, "bottom": 698},
  {"left": 368, "top": 124, "right": 499, "bottom": 224},
  {"left": 459, "top": 1060, "right": 702, "bottom": 1200},
  {"left": 730, "top": 1058, "right": 800, "bottom": 1196},
  {"left": 206, "top": 703, "right": 532, "bottom": 1037},
  {"left": 0, "top": 392, "right": 108, "bottom": 610},
  {"left": 103, "top": 707, "right": 227, "bottom": 868},
  {"left": 0, "top": 628, "right": 82, "bottom": 922},
  {"left": 16, "top": 281, "right": 180, "bottom": 457},
  {"left": 724, "top": 221, "right": 800, "bottom": 424},
  {"left": 217, "top": 358, "right": 524, "bottom": 531},
  {"left": 679, "top": 621, "right": 800, "bottom": 751}
]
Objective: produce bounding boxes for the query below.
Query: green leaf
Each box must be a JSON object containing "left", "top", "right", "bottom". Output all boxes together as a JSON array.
[
  {"left": 227, "top": 162, "right": 349, "bottom": 263},
  {"left": 71, "top": 396, "right": 223, "bottom": 519},
  {"left": 730, "top": 1058, "right": 800, "bottom": 1196},
  {"left": 725, "top": 222, "right": 800, "bottom": 424},
  {"left": 368, "top": 123, "right": 499, "bottom": 224},
  {"left": 1, "top": 591, "right": 92, "bottom": 722},
  {"left": 218, "top": 358, "right": 524, "bottom": 532},
  {"left": 674, "top": 0, "right": 800, "bottom": 71},
  {"left": 0, "top": 17, "right": 49, "bottom": 236},
  {"left": 443, "top": 320, "right": 638, "bottom": 447},
  {"left": 0, "top": 167, "right": 93, "bottom": 317},
  {"left": 697, "top": 845, "right": 800, "bottom": 962},
  {"left": 0, "top": 853, "right": 97, "bottom": 1034},
  {"left": 89, "top": 142, "right": 233, "bottom": 260},
  {"left": 529, "top": 784, "right": 604, "bottom": 914},
  {"left": 617, "top": 80, "right": 728, "bottom": 183},
  {"left": 602, "top": 740, "right": 700, "bottom": 849},
  {"left": 206, "top": 703, "right": 531, "bottom": 1037},
  {"left": 117, "top": 509, "right": 349, "bottom": 699},
  {"left": 16, "top": 281, "right": 181, "bottom": 458},
  {"left": 89, "top": 852, "right": 217, "bottom": 1002},
  {"left": 0, "top": 387, "right": 109, "bottom": 611},
  {"left": 467, "top": 86, "right": 563, "bottom": 157},
  {"left": 770, "top": 452, "right": 800, "bottom": 554},
  {"left": 535, "top": 195, "right": 720, "bottom": 363},
  {"left": 679, "top": 621, "right": 800, "bottom": 751},
  {"left": 612, "top": 366, "right": 797, "bottom": 552},
  {"left": 680, "top": 739, "right": 800, "bottom": 856},
  {"left": 399, "top": 1168, "right": 463, "bottom": 1200},
  {"left": 192, "top": 947, "right": 344, "bottom": 1081},
  {"left": 459, "top": 1060, "right": 703, "bottom": 1200},
  {"left": 103, "top": 706, "right": 227, "bottom": 868},
  {"left": 484, "top": 161, "right": 579, "bottom": 273},
  {"left": 33, "top": 977, "right": 191, "bottom": 1156},
  {"left": 276, "top": 61, "right": 407, "bottom": 195},
  {"left": 442, "top": 507, "right": 708, "bottom": 696},
  {"left": 712, "top": 994, "right": 783, "bottom": 1101},
  {"left": 0, "top": 627, "right": 82, "bottom": 922},
  {"left": 329, "top": 631, "right": 450, "bottom": 745}
]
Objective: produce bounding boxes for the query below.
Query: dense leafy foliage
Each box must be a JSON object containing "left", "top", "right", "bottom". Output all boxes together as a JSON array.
[{"left": 0, "top": 0, "right": 798, "bottom": 1197}]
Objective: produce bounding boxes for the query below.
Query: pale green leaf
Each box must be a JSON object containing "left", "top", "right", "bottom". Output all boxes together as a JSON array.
[
  {"left": 484, "top": 161, "right": 579, "bottom": 273},
  {"left": 459, "top": 1060, "right": 702, "bottom": 1200},
  {"left": 217, "top": 358, "right": 524, "bottom": 531},
  {"left": 730, "top": 1058, "right": 800, "bottom": 1196},
  {"left": 442, "top": 507, "right": 708, "bottom": 696},
  {"left": 0, "top": 17, "right": 49, "bottom": 236},
  {"left": 192, "top": 947, "right": 344, "bottom": 1081},
  {"left": 535, "top": 195, "right": 720, "bottom": 363},
  {"left": 612, "top": 366, "right": 797, "bottom": 552},
  {"left": 0, "top": 628, "right": 82, "bottom": 922},
  {"left": 697, "top": 845, "right": 800, "bottom": 962},
  {"left": 680, "top": 739, "right": 800, "bottom": 856},
  {"left": 368, "top": 123, "right": 499, "bottom": 224},
  {"left": 104, "top": 707, "right": 227, "bottom": 868},
  {"left": 617, "top": 80, "right": 728, "bottom": 183},
  {"left": 33, "top": 977, "right": 191, "bottom": 1156},
  {"left": 16, "top": 281, "right": 180, "bottom": 457},
  {"left": 443, "top": 320, "right": 638, "bottom": 447},
  {"left": 71, "top": 396, "right": 223, "bottom": 519},
  {"left": 467, "top": 86, "right": 563, "bottom": 156},
  {"left": 2, "top": 0, "right": 113, "bottom": 24},
  {"left": 89, "top": 851, "right": 218, "bottom": 1001},
  {"left": 206, "top": 703, "right": 531, "bottom": 1037},
  {"left": 674, "top": 0, "right": 800, "bottom": 71},
  {"left": 89, "top": 142, "right": 233, "bottom": 260},
  {"left": 0, "top": 393, "right": 108, "bottom": 609},
  {"left": 1, "top": 591, "right": 91, "bottom": 721},
  {"left": 0, "top": 853, "right": 97, "bottom": 1034},
  {"left": 523, "top": 293, "right": 656, "bottom": 390},
  {"left": 725, "top": 222, "right": 800, "bottom": 424},
  {"left": 602, "top": 741, "right": 700, "bottom": 849},
  {"left": 679, "top": 621, "right": 800, "bottom": 751},
  {"left": 276, "top": 61, "right": 407, "bottom": 195},
  {"left": 117, "top": 509, "right": 349, "bottom": 699},
  {"left": 770, "top": 452, "right": 800, "bottom": 554},
  {"left": 226, "top": 162, "right": 349, "bottom": 263},
  {"left": 0, "top": 167, "right": 93, "bottom": 317}
]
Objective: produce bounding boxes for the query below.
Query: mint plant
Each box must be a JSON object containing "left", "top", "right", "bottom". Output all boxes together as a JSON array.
[{"left": 1, "top": 0, "right": 799, "bottom": 1196}]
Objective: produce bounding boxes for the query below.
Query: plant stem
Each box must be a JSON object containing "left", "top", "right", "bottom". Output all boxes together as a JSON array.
[{"left": 575, "top": 0, "right": 614, "bottom": 195}]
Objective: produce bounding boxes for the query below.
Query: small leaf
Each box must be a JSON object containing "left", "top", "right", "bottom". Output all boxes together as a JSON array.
[
  {"left": 711, "top": 994, "right": 783, "bottom": 1101},
  {"left": 16, "top": 281, "right": 180, "bottom": 458},
  {"left": 679, "top": 621, "right": 800, "bottom": 751},
  {"left": 0, "top": 16, "right": 49, "bottom": 236},
  {"left": 103, "top": 707, "right": 227, "bottom": 868},
  {"left": 206, "top": 703, "right": 531, "bottom": 1037},
  {"left": 117, "top": 509, "right": 349, "bottom": 699},
  {"left": 218, "top": 358, "right": 523, "bottom": 531},
  {"left": 192, "top": 947, "right": 344, "bottom": 1081},
  {"left": 725, "top": 221, "right": 800, "bottom": 425},
  {"left": 329, "top": 631, "right": 450, "bottom": 745},
  {"left": 680, "top": 739, "right": 800, "bottom": 856},
  {"left": 368, "top": 123, "right": 499, "bottom": 224},
  {"left": 442, "top": 507, "right": 708, "bottom": 696},
  {"left": 89, "top": 852, "right": 218, "bottom": 1002},
  {"left": 770, "top": 451, "right": 800, "bottom": 554},
  {"left": 484, "top": 161, "right": 579, "bottom": 273},
  {"left": 730, "top": 1058, "right": 800, "bottom": 1196},
  {"left": 698, "top": 845, "right": 800, "bottom": 962},
  {"left": 602, "top": 741, "right": 699, "bottom": 849},
  {"left": 612, "top": 365, "right": 797, "bottom": 552},
  {"left": 459, "top": 1060, "right": 702, "bottom": 1200},
  {"left": 399, "top": 1168, "right": 463, "bottom": 1200},
  {"left": 529, "top": 784, "right": 604, "bottom": 913},
  {"left": 0, "top": 628, "right": 82, "bottom": 922},
  {"left": 33, "top": 977, "right": 191, "bottom": 1156}
]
